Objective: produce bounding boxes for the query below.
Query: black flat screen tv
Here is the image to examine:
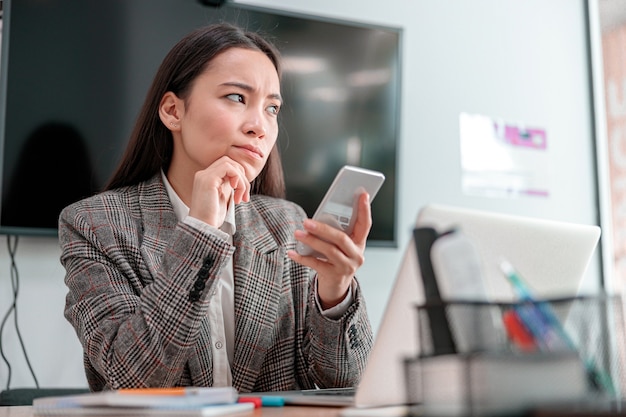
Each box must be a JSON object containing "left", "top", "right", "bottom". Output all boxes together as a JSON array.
[{"left": 0, "top": 0, "right": 401, "bottom": 246}]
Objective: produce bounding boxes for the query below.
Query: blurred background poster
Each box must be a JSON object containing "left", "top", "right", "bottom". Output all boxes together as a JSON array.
[
  {"left": 602, "top": 24, "right": 626, "bottom": 288},
  {"left": 459, "top": 112, "right": 550, "bottom": 199}
]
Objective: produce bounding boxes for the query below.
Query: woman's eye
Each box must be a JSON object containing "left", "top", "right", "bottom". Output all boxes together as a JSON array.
[
  {"left": 226, "top": 93, "right": 244, "bottom": 103},
  {"left": 267, "top": 104, "right": 280, "bottom": 115}
]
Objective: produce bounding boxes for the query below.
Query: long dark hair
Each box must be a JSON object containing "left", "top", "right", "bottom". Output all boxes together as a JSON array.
[{"left": 104, "top": 23, "right": 286, "bottom": 198}]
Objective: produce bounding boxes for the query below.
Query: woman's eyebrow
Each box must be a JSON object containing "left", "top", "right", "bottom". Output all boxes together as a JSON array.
[
  {"left": 221, "top": 82, "right": 282, "bottom": 103},
  {"left": 268, "top": 93, "right": 283, "bottom": 103}
]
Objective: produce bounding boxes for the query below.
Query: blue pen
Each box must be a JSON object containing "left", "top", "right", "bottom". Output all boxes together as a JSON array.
[
  {"left": 261, "top": 396, "right": 285, "bottom": 407},
  {"left": 500, "top": 259, "right": 616, "bottom": 396}
]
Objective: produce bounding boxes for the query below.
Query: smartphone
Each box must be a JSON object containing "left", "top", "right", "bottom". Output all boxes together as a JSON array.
[{"left": 296, "top": 165, "right": 385, "bottom": 258}]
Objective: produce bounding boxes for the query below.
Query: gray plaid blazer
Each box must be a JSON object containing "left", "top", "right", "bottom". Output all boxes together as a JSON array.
[{"left": 59, "top": 174, "right": 372, "bottom": 392}]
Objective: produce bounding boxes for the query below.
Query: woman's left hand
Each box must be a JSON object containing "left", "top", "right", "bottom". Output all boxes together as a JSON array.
[{"left": 288, "top": 192, "right": 372, "bottom": 310}]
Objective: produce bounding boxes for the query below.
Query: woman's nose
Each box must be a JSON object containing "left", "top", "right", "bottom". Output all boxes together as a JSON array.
[{"left": 243, "top": 109, "right": 266, "bottom": 139}]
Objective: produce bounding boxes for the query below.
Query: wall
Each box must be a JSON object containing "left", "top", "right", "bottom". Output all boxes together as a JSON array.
[{"left": 0, "top": 0, "right": 600, "bottom": 389}]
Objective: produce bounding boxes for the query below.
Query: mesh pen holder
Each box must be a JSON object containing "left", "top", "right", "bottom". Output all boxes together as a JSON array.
[{"left": 405, "top": 294, "right": 626, "bottom": 415}]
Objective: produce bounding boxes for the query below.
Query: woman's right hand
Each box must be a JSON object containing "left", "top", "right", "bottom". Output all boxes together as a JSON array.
[{"left": 188, "top": 156, "right": 250, "bottom": 227}]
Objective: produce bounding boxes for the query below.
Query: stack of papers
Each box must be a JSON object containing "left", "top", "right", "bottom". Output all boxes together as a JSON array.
[{"left": 32, "top": 387, "right": 253, "bottom": 416}]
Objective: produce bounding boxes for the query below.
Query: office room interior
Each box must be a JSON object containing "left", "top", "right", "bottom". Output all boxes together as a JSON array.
[{"left": 0, "top": 0, "right": 622, "bottom": 391}]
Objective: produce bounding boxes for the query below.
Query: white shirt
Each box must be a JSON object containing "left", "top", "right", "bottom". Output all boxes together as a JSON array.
[{"left": 160, "top": 171, "right": 353, "bottom": 387}]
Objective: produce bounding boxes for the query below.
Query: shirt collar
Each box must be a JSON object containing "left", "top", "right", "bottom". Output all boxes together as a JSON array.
[{"left": 161, "top": 170, "right": 236, "bottom": 236}]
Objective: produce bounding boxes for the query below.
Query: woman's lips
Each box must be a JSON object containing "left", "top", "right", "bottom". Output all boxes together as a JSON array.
[{"left": 236, "top": 144, "right": 264, "bottom": 159}]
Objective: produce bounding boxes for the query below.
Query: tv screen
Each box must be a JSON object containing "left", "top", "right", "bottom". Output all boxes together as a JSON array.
[{"left": 0, "top": 0, "right": 401, "bottom": 246}]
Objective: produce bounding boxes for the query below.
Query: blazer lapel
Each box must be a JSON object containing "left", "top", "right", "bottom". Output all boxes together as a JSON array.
[
  {"left": 231, "top": 201, "right": 284, "bottom": 392},
  {"left": 137, "top": 175, "right": 178, "bottom": 283}
]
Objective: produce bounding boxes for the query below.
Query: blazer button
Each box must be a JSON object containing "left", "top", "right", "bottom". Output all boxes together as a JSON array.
[
  {"left": 189, "top": 289, "right": 200, "bottom": 302},
  {"left": 193, "top": 278, "right": 206, "bottom": 291},
  {"left": 203, "top": 255, "right": 214, "bottom": 269}
]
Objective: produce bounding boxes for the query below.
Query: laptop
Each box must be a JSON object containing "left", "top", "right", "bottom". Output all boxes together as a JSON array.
[{"left": 257, "top": 204, "right": 601, "bottom": 408}]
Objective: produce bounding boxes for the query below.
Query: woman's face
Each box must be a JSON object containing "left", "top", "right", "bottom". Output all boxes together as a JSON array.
[{"left": 168, "top": 47, "right": 281, "bottom": 183}]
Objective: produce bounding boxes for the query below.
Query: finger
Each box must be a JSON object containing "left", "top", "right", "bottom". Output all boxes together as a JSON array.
[
  {"left": 302, "top": 194, "right": 371, "bottom": 250},
  {"left": 229, "top": 176, "right": 246, "bottom": 204},
  {"left": 287, "top": 249, "right": 342, "bottom": 277},
  {"left": 295, "top": 220, "right": 363, "bottom": 266},
  {"left": 293, "top": 228, "right": 331, "bottom": 259},
  {"left": 350, "top": 192, "right": 372, "bottom": 246},
  {"left": 188, "top": 158, "right": 249, "bottom": 223},
  {"left": 301, "top": 219, "right": 354, "bottom": 256},
  {"left": 225, "top": 163, "right": 250, "bottom": 204}
]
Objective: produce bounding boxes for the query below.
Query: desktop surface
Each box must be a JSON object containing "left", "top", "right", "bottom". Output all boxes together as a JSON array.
[
  {"left": 5, "top": 402, "right": 626, "bottom": 417},
  {"left": 0, "top": 405, "right": 345, "bottom": 417}
]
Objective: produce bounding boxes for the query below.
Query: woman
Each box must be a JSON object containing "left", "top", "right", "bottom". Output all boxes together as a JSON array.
[{"left": 60, "top": 23, "right": 373, "bottom": 393}]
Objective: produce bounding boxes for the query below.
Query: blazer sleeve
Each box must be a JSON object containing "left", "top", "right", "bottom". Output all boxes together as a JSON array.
[
  {"left": 59, "top": 196, "right": 233, "bottom": 390},
  {"left": 256, "top": 197, "right": 374, "bottom": 390},
  {"left": 301, "top": 276, "right": 373, "bottom": 388}
]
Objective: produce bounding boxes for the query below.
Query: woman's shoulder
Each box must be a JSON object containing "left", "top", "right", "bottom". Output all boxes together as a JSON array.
[
  {"left": 60, "top": 176, "right": 162, "bottom": 225},
  {"left": 62, "top": 184, "right": 138, "bottom": 216}
]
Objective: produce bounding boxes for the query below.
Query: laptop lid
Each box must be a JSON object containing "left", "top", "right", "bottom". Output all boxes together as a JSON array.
[{"left": 353, "top": 204, "right": 601, "bottom": 408}]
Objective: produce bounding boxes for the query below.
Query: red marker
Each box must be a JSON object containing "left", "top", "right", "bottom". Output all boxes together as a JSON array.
[
  {"left": 503, "top": 309, "right": 536, "bottom": 352},
  {"left": 237, "top": 397, "right": 262, "bottom": 408}
]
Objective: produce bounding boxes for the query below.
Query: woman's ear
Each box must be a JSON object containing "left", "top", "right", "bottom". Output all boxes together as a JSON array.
[{"left": 159, "top": 92, "right": 182, "bottom": 131}]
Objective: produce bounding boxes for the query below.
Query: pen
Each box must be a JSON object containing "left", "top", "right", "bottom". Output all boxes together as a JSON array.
[
  {"left": 502, "top": 309, "right": 536, "bottom": 352},
  {"left": 119, "top": 388, "right": 190, "bottom": 396},
  {"left": 237, "top": 397, "right": 262, "bottom": 408},
  {"left": 237, "top": 396, "right": 285, "bottom": 407},
  {"left": 261, "top": 396, "right": 285, "bottom": 407},
  {"left": 117, "top": 387, "right": 224, "bottom": 396},
  {"left": 118, "top": 386, "right": 238, "bottom": 399}
]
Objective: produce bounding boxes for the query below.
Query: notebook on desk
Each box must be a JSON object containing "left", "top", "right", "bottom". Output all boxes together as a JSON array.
[{"left": 258, "top": 204, "right": 601, "bottom": 408}]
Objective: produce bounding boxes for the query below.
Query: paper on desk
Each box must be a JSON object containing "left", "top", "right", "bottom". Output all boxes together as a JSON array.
[
  {"left": 32, "top": 402, "right": 253, "bottom": 416},
  {"left": 32, "top": 387, "right": 250, "bottom": 416},
  {"left": 33, "top": 387, "right": 237, "bottom": 409}
]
